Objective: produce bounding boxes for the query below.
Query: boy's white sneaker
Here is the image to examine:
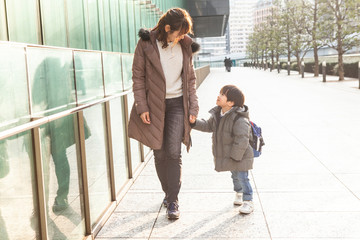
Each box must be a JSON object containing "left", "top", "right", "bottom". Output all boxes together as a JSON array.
[
  {"left": 239, "top": 201, "right": 254, "bottom": 214},
  {"left": 233, "top": 192, "right": 243, "bottom": 205}
]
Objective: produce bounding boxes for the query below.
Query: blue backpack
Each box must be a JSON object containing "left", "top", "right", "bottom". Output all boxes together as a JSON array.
[{"left": 234, "top": 115, "right": 265, "bottom": 157}]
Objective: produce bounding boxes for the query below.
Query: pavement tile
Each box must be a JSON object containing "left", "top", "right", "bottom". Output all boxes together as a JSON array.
[
  {"left": 151, "top": 211, "right": 270, "bottom": 239},
  {"left": 266, "top": 212, "right": 360, "bottom": 238},
  {"left": 258, "top": 191, "right": 360, "bottom": 212},
  {"left": 96, "top": 212, "right": 158, "bottom": 238}
]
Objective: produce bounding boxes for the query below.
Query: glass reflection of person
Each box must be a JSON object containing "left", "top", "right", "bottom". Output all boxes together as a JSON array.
[
  {"left": 32, "top": 57, "right": 74, "bottom": 213},
  {"left": 0, "top": 140, "right": 10, "bottom": 240}
]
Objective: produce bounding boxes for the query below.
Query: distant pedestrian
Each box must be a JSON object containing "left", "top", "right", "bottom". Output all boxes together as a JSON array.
[
  {"left": 190, "top": 85, "right": 254, "bottom": 214},
  {"left": 128, "top": 8, "right": 200, "bottom": 220}
]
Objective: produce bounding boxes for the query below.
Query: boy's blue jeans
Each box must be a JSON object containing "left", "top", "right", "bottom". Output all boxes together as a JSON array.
[{"left": 231, "top": 171, "right": 253, "bottom": 201}]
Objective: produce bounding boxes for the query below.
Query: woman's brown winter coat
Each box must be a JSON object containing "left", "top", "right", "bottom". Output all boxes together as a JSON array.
[
  {"left": 193, "top": 106, "right": 254, "bottom": 172},
  {"left": 128, "top": 29, "right": 200, "bottom": 151}
]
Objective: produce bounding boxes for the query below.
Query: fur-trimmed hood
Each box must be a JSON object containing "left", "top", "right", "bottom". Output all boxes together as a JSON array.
[{"left": 138, "top": 28, "right": 200, "bottom": 54}]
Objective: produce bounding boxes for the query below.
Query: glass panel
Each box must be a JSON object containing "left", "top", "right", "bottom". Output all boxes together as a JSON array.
[
  {"left": 134, "top": 0, "right": 141, "bottom": 36},
  {"left": 126, "top": 94, "right": 141, "bottom": 170},
  {"left": 119, "top": 0, "right": 129, "bottom": 52},
  {"left": 98, "top": 0, "right": 112, "bottom": 51},
  {"left": 27, "top": 47, "right": 76, "bottom": 117},
  {"left": 121, "top": 54, "right": 133, "bottom": 90},
  {"left": 127, "top": 0, "right": 136, "bottom": 53},
  {"left": 6, "top": 0, "right": 39, "bottom": 44},
  {"left": 74, "top": 51, "right": 104, "bottom": 103},
  {"left": 103, "top": 53, "right": 123, "bottom": 95},
  {"left": 140, "top": 3, "right": 148, "bottom": 28},
  {"left": 0, "top": 131, "right": 39, "bottom": 239},
  {"left": 40, "top": 0, "right": 67, "bottom": 47},
  {"left": 40, "top": 114, "right": 85, "bottom": 240},
  {"left": 0, "top": 0, "right": 7, "bottom": 41},
  {"left": 83, "top": 105, "right": 111, "bottom": 225},
  {"left": 66, "top": 0, "right": 87, "bottom": 49},
  {"left": 84, "top": 0, "right": 101, "bottom": 50},
  {"left": 109, "top": 98, "right": 128, "bottom": 192},
  {"left": 0, "top": 45, "right": 30, "bottom": 132},
  {"left": 109, "top": 0, "right": 121, "bottom": 52}
]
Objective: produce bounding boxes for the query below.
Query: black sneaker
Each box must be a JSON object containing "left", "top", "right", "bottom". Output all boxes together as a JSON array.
[
  {"left": 167, "top": 202, "right": 180, "bottom": 219},
  {"left": 52, "top": 198, "right": 69, "bottom": 213}
]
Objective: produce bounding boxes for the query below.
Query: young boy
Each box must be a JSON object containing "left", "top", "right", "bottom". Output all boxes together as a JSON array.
[{"left": 190, "top": 85, "right": 254, "bottom": 214}]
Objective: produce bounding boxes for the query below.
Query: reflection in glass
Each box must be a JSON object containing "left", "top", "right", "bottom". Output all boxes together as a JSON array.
[
  {"left": 66, "top": 0, "right": 87, "bottom": 49},
  {"left": 40, "top": 0, "right": 67, "bottom": 47},
  {"left": 119, "top": 0, "right": 129, "bottom": 53},
  {"left": 109, "top": 99, "right": 128, "bottom": 193},
  {"left": 121, "top": 54, "right": 133, "bottom": 90},
  {"left": 109, "top": 0, "right": 121, "bottom": 52},
  {"left": 0, "top": 0, "right": 7, "bottom": 41},
  {"left": 0, "top": 45, "right": 30, "bottom": 132},
  {"left": 127, "top": 0, "right": 136, "bottom": 53},
  {"left": 27, "top": 47, "right": 75, "bottom": 117},
  {"left": 74, "top": 51, "right": 104, "bottom": 103},
  {"left": 0, "top": 132, "right": 39, "bottom": 239},
  {"left": 103, "top": 53, "right": 123, "bottom": 95},
  {"left": 83, "top": 105, "right": 111, "bottom": 225},
  {"left": 6, "top": 0, "right": 39, "bottom": 44},
  {"left": 40, "top": 114, "right": 85, "bottom": 239},
  {"left": 98, "top": 0, "right": 112, "bottom": 51},
  {"left": 126, "top": 94, "right": 142, "bottom": 171},
  {"left": 84, "top": 0, "right": 101, "bottom": 50}
]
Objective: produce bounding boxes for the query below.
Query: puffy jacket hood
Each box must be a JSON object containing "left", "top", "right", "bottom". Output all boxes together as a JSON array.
[
  {"left": 209, "top": 105, "right": 250, "bottom": 120},
  {"left": 138, "top": 28, "right": 200, "bottom": 54}
]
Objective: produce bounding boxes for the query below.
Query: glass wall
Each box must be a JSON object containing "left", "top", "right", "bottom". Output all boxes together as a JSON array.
[
  {"left": 83, "top": 105, "right": 111, "bottom": 225},
  {"left": 40, "top": 115, "right": 85, "bottom": 240},
  {"left": 0, "top": 45, "right": 30, "bottom": 131},
  {"left": 40, "top": 0, "right": 68, "bottom": 47},
  {"left": 0, "top": 0, "right": 186, "bottom": 239},
  {"left": 5, "top": 0, "right": 39, "bottom": 44},
  {"left": 0, "top": 0, "right": 7, "bottom": 41},
  {"left": 0, "top": 132, "right": 38, "bottom": 239}
]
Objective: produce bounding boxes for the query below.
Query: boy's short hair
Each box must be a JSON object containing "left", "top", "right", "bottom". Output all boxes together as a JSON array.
[{"left": 220, "top": 85, "right": 245, "bottom": 107}]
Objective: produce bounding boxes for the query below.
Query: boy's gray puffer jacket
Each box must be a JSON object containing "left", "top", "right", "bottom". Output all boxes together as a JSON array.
[{"left": 193, "top": 105, "right": 254, "bottom": 172}]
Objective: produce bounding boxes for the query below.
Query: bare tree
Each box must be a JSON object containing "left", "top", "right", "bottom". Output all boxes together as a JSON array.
[{"left": 319, "top": 0, "right": 360, "bottom": 80}]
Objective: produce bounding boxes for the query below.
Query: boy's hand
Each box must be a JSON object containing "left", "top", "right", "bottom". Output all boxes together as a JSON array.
[
  {"left": 189, "top": 115, "right": 196, "bottom": 124},
  {"left": 140, "top": 112, "right": 151, "bottom": 124}
]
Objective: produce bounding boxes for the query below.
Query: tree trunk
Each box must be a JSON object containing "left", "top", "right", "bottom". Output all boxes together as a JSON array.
[
  {"left": 296, "top": 52, "right": 301, "bottom": 74},
  {"left": 313, "top": 42, "right": 319, "bottom": 77},
  {"left": 338, "top": 51, "right": 344, "bottom": 80},
  {"left": 336, "top": 0, "right": 344, "bottom": 80}
]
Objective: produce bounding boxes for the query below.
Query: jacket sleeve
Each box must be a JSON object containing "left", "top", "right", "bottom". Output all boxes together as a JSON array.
[
  {"left": 230, "top": 118, "right": 251, "bottom": 161},
  {"left": 132, "top": 40, "right": 149, "bottom": 115},
  {"left": 192, "top": 115, "right": 215, "bottom": 133},
  {"left": 188, "top": 56, "right": 199, "bottom": 117}
]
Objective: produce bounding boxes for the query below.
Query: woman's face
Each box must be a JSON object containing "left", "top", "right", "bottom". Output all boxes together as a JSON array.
[{"left": 166, "top": 29, "right": 185, "bottom": 43}]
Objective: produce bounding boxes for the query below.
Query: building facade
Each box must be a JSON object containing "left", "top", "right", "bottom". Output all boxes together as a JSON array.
[{"left": 229, "top": 0, "right": 257, "bottom": 54}]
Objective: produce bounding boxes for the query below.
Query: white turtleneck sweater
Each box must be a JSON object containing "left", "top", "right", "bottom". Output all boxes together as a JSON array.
[{"left": 156, "top": 40, "right": 183, "bottom": 99}]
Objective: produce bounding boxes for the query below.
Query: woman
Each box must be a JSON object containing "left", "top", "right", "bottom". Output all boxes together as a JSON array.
[{"left": 128, "top": 8, "right": 200, "bottom": 219}]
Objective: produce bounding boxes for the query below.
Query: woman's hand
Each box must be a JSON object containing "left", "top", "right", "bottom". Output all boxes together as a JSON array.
[
  {"left": 189, "top": 115, "right": 196, "bottom": 124},
  {"left": 140, "top": 112, "right": 151, "bottom": 124}
]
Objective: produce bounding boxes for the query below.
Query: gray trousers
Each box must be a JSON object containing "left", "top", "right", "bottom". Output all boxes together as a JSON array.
[{"left": 154, "top": 96, "right": 184, "bottom": 204}]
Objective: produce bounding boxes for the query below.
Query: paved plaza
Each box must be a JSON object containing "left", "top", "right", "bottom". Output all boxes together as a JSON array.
[{"left": 96, "top": 67, "right": 360, "bottom": 239}]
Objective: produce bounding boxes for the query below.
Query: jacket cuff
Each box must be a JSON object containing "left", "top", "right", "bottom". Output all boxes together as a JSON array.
[{"left": 135, "top": 103, "right": 149, "bottom": 115}]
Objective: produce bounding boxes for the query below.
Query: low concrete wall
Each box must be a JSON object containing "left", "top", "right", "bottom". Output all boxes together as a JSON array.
[{"left": 194, "top": 65, "right": 210, "bottom": 88}]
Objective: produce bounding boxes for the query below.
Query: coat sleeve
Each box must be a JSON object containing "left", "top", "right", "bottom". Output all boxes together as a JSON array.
[
  {"left": 192, "top": 115, "right": 215, "bottom": 133},
  {"left": 230, "top": 118, "right": 251, "bottom": 161},
  {"left": 188, "top": 56, "right": 199, "bottom": 117},
  {"left": 132, "top": 40, "right": 149, "bottom": 115}
]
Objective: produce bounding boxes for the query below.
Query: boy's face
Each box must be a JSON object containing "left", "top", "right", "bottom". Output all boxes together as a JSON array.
[{"left": 216, "top": 92, "right": 234, "bottom": 108}]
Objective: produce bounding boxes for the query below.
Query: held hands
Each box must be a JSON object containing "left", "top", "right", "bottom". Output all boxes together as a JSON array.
[
  {"left": 189, "top": 115, "right": 196, "bottom": 124},
  {"left": 140, "top": 112, "right": 151, "bottom": 124}
]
